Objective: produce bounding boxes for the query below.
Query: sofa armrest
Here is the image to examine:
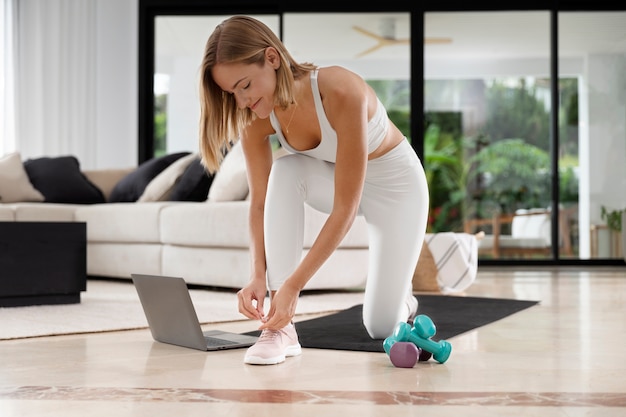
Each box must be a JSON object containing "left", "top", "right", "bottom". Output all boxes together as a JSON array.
[{"left": 83, "top": 168, "right": 134, "bottom": 201}]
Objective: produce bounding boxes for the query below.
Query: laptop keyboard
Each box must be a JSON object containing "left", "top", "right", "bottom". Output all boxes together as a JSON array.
[{"left": 204, "top": 336, "right": 240, "bottom": 347}]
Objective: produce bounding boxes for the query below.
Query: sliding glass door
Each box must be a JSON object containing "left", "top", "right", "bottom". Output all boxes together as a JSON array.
[
  {"left": 153, "top": 15, "right": 280, "bottom": 156},
  {"left": 140, "top": 1, "right": 626, "bottom": 266},
  {"left": 152, "top": 13, "right": 410, "bottom": 157},
  {"left": 559, "top": 11, "right": 626, "bottom": 260},
  {"left": 423, "top": 11, "right": 626, "bottom": 262},
  {"left": 424, "top": 11, "right": 555, "bottom": 260}
]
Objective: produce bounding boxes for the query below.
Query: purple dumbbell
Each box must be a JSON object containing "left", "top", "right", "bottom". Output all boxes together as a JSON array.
[{"left": 389, "top": 342, "right": 420, "bottom": 368}]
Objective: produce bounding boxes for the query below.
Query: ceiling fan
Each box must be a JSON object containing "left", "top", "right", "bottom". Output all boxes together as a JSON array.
[{"left": 352, "top": 17, "right": 451, "bottom": 58}]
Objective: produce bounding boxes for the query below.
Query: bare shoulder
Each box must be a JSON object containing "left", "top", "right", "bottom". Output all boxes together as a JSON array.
[{"left": 316, "top": 66, "right": 368, "bottom": 101}]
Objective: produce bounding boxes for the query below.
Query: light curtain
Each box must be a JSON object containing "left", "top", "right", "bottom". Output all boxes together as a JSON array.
[
  {"left": 1, "top": 0, "right": 97, "bottom": 166},
  {"left": 1, "top": 0, "right": 17, "bottom": 155}
]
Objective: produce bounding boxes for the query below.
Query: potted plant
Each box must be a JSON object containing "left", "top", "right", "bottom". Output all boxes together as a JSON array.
[
  {"left": 601, "top": 206, "right": 624, "bottom": 233},
  {"left": 601, "top": 206, "right": 624, "bottom": 257}
]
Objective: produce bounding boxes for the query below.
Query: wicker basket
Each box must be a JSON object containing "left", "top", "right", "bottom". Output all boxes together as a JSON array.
[{"left": 412, "top": 241, "right": 441, "bottom": 293}]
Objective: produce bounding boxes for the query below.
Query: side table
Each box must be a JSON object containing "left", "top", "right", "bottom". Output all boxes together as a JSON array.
[{"left": 0, "top": 222, "right": 87, "bottom": 307}]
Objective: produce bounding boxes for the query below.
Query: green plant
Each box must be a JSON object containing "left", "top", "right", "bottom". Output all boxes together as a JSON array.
[
  {"left": 601, "top": 206, "right": 625, "bottom": 232},
  {"left": 423, "top": 118, "right": 468, "bottom": 232},
  {"left": 467, "top": 138, "right": 551, "bottom": 214},
  {"left": 558, "top": 154, "right": 579, "bottom": 204},
  {"left": 154, "top": 94, "right": 168, "bottom": 157}
]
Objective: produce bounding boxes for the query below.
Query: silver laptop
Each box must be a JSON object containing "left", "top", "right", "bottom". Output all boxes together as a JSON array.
[{"left": 131, "top": 273, "right": 258, "bottom": 351}]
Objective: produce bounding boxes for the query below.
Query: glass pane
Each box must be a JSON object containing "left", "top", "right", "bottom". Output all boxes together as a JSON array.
[
  {"left": 154, "top": 15, "right": 280, "bottom": 156},
  {"left": 284, "top": 12, "right": 410, "bottom": 140},
  {"left": 424, "top": 11, "right": 554, "bottom": 260},
  {"left": 559, "top": 12, "right": 626, "bottom": 260}
]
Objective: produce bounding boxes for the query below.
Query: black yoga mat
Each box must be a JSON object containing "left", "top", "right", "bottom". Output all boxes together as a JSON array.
[{"left": 247, "top": 295, "right": 539, "bottom": 352}]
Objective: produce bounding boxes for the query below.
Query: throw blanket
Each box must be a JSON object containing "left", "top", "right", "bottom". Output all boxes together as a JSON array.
[{"left": 414, "top": 232, "right": 479, "bottom": 293}]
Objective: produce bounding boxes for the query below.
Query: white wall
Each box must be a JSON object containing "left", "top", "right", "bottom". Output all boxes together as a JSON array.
[
  {"left": 94, "top": 0, "right": 138, "bottom": 169},
  {"left": 579, "top": 53, "right": 626, "bottom": 257}
]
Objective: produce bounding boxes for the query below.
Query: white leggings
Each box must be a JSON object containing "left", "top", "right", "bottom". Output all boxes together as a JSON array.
[{"left": 264, "top": 140, "right": 429, "bottom": 339}]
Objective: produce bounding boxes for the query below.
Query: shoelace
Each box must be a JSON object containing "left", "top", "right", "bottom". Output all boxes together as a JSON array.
[{"left": 257, "top": 329, "right": 280, "bottom": 344}]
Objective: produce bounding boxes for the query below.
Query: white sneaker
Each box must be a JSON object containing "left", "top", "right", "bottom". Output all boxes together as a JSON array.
[{"left": 244, "top": 323, "right": 302, "bottom": 365}]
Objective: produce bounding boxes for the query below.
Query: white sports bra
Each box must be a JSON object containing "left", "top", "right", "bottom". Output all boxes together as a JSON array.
[{"left": 269, "top": 68, "right": 388, "bottom": 163}]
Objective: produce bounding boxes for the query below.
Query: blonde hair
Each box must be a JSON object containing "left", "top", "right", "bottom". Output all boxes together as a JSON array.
[{"left": 199, "top": 15, "right": 316, "bottom": 173}]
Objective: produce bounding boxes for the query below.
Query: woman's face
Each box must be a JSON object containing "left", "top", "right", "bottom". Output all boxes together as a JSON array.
[{"left": 211, "top": 48, "right": 280, "bottom": 119}]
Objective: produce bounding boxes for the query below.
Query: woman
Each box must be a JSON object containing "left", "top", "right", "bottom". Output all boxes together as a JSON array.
[{"left": 199, "top": 15, "right": 429, "bottom": 365}]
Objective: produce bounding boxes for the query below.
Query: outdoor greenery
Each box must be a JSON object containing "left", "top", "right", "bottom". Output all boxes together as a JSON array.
[
  {"left": 423, "top": 113, "right": 466, "bottom": 231},
  {"left": 467, "top": 138, "right": 551, "bottom": 215},
  {"left": 423, "top": 77, "right": 580, "bottom": 232},
  {"left": 154, "top": 94, "right": 167, "bottom": 157},
  {"left": 481, "top": 79, "right": 551, "bottom": 150}
]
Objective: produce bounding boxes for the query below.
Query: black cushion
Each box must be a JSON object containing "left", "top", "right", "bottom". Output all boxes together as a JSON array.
[
  {"left": 168, "top": 157, "right": 214, "bottom": 202},
  {"left": 109, "top": 152, "right": 191, "bottom": 202},
  {"left": 23, "top": 156, "right": 106, "bottom": 204}
]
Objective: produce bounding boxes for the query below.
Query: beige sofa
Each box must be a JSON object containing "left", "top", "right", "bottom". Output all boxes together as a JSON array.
[{"left": 0, "top": 146, "right": 370, "bottom": 291}]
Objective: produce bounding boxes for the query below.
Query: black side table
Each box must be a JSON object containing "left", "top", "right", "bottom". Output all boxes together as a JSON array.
[{"left": 0, "top": 222, "right": 87, "bottom": 307}]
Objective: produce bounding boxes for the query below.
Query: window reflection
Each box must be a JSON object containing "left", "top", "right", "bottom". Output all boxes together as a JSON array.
[
  {"left": 424, "top": 12, "right": 554, "bottom": 260},
  {"left": 153, "top": 12, "right": 411, "bottom": 154},
  {"left": 559, "top": 12, "right": 626, "bottom": 259},
  {"left": 424, "top": 11, "right": 626, "bottom": 261},
  {"left": 154, "top": 15, "right": 280, "bottom": 156}
]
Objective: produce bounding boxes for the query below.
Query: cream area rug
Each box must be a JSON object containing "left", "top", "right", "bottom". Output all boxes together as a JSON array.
[{"left": 0, "top": 279, "right": 365, "bottom": 340}]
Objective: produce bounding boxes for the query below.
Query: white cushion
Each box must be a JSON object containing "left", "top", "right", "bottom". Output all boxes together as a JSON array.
[
  {"left": 161, "top": 245, "right": 369, "bottom": 290},
  {"left": 87, "top": 243, "right": 162, "bottom": 278},
  {"left": 512, "top": 209, "right": 551, "bottom": 244},
  {"left": 0, "top": 205, "right": 15, "bottom": 221},
  {"left": 160, "top": 200, "right": 369, "bottom": 249},
  {"left": 138, "top": 153, "right": 198, "bottom": 202},
  {"left": 161, "top": 201, "right": 251, "bottom": 247},
  {"left": 208, "top": 141, "right": 249, "bottom": 202},
  {"left": 74, "top": 202, "right": 177, "bottom": 243},
  {"left": 0, "top": 152, "right": 45, "bottom": 203},
  {"left": 478, "top": 235, "right": 548, "bottom": 250},
  {"left": 13, "top": 203, "right": 78, "bottom": 222}
]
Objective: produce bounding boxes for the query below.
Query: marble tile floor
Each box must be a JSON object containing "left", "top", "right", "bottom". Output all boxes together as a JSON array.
[{"left": 1, "top": 266, "right": 625, "bottom": 416}]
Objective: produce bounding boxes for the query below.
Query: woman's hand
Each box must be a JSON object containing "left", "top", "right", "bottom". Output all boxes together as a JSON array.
[
  {"left": 237, "top": 279, "right": 268, "bottom": 322},
  {"left": 259, "top": 281, "right": 300, "bottom": 330}
]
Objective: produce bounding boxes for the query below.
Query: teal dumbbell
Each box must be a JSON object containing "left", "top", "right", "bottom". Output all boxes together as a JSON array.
[{"left": 383, "top": 314, "right": 451, "bottom": 363}]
